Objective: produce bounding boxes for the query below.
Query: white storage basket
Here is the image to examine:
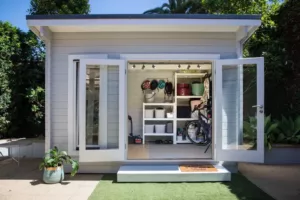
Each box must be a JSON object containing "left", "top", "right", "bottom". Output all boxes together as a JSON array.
[
  {"left": 145, "top": 125, "right": 154, "bottom": 133},
  {"left": 145, "top": 109, "right": 154, "bottom": 118},
  {"left": 155, "top": 124, "right": 166, "bottom": 133},
  {"left": 155, "top": 108, "right": 165, "bottom": 118}
]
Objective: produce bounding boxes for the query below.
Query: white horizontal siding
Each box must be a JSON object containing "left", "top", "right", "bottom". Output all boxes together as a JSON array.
[
  {"left": 107, "top": 66, "right": 119, "bottom": 148},
  {"left": 50, "top": 31, "right": 237, "bottom": 151},
  {"left": 222, "top": 67, "right": 239, "bottom": 149}
]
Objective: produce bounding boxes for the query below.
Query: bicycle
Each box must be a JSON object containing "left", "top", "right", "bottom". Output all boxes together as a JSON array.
[{"left": 184, "top": 102, "right": 212, "bottom": 153}]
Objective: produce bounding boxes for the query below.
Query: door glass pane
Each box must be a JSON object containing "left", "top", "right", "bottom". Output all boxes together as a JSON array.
[
  {"left": 86, "top": 65, "right": 100, "bottom": 146},
  {"left": 107, "top": 65, "right": 119, "bottom": 149},
  {"left": 222, "top": 64, "right": 257, "bottom": 150}
]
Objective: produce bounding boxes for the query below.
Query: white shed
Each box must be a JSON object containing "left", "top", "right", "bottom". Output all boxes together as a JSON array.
[{"left": 27, "top": 14, "right": 264, "bottom": 182}]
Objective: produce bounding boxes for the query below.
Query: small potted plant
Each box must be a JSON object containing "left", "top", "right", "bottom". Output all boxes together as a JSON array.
[{"left": 39, "top": 146, "right": 79, "bottom": 184}]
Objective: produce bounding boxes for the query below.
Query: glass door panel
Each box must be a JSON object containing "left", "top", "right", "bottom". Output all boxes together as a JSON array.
[
  {"left": 79, "top": 59, "right": 125, "bottom": 162},
  {"left": 215, "top": 58, "right": 264, "bottom": 163},
  {"left": 86, "top": 66, "right": 100, "bottom": 147}
]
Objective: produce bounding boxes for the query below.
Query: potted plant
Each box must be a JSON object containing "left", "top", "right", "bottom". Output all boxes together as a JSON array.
[{"left": 39, "top": 146, "right": 79, "bottom": 184}]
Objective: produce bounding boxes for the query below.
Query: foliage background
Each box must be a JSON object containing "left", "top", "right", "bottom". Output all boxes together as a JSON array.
[
  {"left": 0, "top": 0, "right": 90, "bottom": 138},
  {"left": 0, "top": 0, "right": 299, "bottom": 140}
]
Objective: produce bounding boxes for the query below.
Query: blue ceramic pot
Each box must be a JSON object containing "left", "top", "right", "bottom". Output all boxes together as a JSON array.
[{"left": 43, "top": 166, "right": 64, "bottom": 184}]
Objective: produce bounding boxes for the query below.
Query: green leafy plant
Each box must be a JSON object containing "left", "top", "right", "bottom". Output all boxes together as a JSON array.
[
  {"left": 39, "top": 146, "right": 79, "bottom": 176},
  {"left": 276, "top": 116, "right": 300, "bottom": 144},
  {"left": 243, "top": 115, "right": 279, "bottom": 150}
]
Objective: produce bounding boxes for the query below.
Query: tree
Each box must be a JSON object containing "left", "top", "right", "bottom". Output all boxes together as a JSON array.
[
  {"left": 0, "top": 22, "right": 20, "bottom": 138},
  {"left": 8, "top": 30, "right": 45, "bottom": 138},
  {"left": 274, "top": 0, "right": 300, "bottom": 116},
  {"left": 144, "top": 0, "right": 207, "bottom": 14},
  {"left": 28, "top": 0, "right": 90, "bottom": 15}
]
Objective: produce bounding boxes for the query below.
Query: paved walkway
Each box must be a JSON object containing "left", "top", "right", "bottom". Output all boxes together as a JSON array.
[
  {"left": 1, "top": 158, "right": 300, "bottom": 200},
  {"left": 239, "top": 163, "right": 300, "bottom": 200},
  {"left": 0, "top": 158, "right": 101, "bottom": 200}
]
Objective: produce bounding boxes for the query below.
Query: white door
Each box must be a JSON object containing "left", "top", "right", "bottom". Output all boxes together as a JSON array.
[
  {"left": 215, "top": 58, "right": 264, "bottom": 163},
  {"left": 78, "top": 59, "right": 126, "bottom": 162}
]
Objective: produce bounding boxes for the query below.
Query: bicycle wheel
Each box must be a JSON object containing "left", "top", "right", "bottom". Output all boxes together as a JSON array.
[{"left": 185, "top": 121, "right": 208, "bottom": 145}]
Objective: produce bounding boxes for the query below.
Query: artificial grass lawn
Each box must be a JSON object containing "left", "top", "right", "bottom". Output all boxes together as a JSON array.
[{"left": 88, "top": 174, "right": 274, "bottom": 200}]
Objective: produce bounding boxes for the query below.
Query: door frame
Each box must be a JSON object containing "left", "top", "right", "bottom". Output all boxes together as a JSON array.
[
  {"left": 215, "top": 57, "right": 265, "bottom": 163},
  {"left": 76, "top": 58, "right": 126, "bottom": 162},
  {"left": 68, "top": 54, "right": 108, "bottom": 156},
  {"left": 120, "top": 53, "right": 221, "bottom": 161}
]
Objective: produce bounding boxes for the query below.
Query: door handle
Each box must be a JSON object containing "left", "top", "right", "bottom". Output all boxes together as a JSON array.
[{"left": 252, "top": 105, "right": 263, "bottom": 109}]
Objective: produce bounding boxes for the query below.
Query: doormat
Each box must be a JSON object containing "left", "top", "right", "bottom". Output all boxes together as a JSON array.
[{"left": 179, "top": 165, "right": 218, "bottom": 172}]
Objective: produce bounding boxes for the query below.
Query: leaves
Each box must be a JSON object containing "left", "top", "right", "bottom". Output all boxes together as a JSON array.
[
  {"left": 277, "top": 115, "right": 300, "bottom": 144},
  {"left": 40, "top": 146, "right": 79, "bottom": 176},
  {"left": 28, "top": 0, "right": 90, "bottom": 15},
  {"left": 144, "top": 0, "right": 207, "bottom": 14}
]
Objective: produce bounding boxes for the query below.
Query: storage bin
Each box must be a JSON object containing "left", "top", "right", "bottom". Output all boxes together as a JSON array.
[
  {"left": 155, "top": 124, "right": 166, "bottom": 133},
  {"left": 155, "top": 108, "right": 165, "bottom": 118},
  {"left": 145, "top": 109, "right": 154, "bottom": 118},
  {"left": 166, "top": 122, "right": 173, "bottom": 133},
  {"left": 145, "top": 125, "right": 154, "bottom": 133}
]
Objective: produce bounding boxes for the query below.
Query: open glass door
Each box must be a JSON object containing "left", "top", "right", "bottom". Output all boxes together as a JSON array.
[
  {"left": 78, "top": 59, "right": 126, "bottom": 162},
  {"left": 215, "top": 58, "right": 264, "bottom": 163}
]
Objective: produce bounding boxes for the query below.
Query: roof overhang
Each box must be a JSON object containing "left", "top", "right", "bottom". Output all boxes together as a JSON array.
[{"left": 27, "top": 14, "right": 261, "bottom": 43}]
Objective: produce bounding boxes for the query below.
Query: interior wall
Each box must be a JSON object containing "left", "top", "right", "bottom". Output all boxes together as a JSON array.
[{"left": 127, "top": 70, "right": 175, "bottom": 137}]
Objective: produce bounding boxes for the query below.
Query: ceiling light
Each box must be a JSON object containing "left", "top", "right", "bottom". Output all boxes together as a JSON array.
[{"left": 142, "top": 65, "right": 145, "bottom": 70}]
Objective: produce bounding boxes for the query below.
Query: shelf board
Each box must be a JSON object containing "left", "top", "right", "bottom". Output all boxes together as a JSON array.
[
  {"left": 176, "top": 118, "right": 198, "bottom": 121},
  {"left": 177, "top": 140, "right": 192, "bottom": 144},
  {"left": 176, "top": 73, "right": 206, "bottom": 78},
  {"left": 143, "top": 102, "right": 174, "bottom": 106},
  {"left": 176, "top": 96, "right": 202, "bottom": 99},
  {"left": 144, "top": 118, "right": 174, "bottom": 121},
  {"left": 144, "top": 133, "right": 174, "bottom": 136}
]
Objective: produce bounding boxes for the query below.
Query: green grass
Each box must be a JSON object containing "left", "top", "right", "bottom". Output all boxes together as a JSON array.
[{"left": 88, "top": 174, "right": 274, "bottom": 200}]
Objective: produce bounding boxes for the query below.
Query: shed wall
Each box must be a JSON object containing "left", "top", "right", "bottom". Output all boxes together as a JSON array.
[{"left": 50, "top": 32, "right": 237, "bottom": 163}]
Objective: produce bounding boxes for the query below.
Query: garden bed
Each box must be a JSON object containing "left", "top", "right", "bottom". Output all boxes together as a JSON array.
[{"left": 265, "top": 144, "right": 300, "bottom": 164}]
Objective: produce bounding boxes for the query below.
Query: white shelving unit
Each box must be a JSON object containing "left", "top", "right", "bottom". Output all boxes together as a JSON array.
[
  {"left": 174, "top": 73, "right": 205, "bottom": 144},
  {"left": 142, "top": 102, "right": 176, "bottom": 144},
  {"left": 142, "top": 73, "right": 206, "bottom": 145}
]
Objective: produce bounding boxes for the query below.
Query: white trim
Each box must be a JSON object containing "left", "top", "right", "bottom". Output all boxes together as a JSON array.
[
  {"left": 236, "top": 26, "right": 248, "bottom": 42},
  {"left": 78, "top": 59, "right": 126, "bottom": 162},
  {"left": 119, "top": 60, "right": 127, "bottom": 160},
  {"left": 241, "top": 26, "right": 259, "bottom": 44},
  {"left": 121, "top": 53, "right": 218, "bottom": 160},
  {"left": 99, "top": 65, "right": 108, "bottom": 148},
  {"left": 121, "top": 54, "right": 220, "bottom": 61},
  {"left": 28, "top": 19, "right": 261, "bottom": 27},
  {"left": 40, "top": 26, "right": 52, "bottom": 40},
  {"left": 215, "top": 57, "right": 264, "bottom": 163},
  {"left": 44, "top": 40, "right": 51, "bottom": 152},
  {"left": 68, "top": 54, "right": 107, "bottom": 156}
]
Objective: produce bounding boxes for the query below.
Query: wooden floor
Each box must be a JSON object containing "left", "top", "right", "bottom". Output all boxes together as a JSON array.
[{"left": 127, "top": 143, "right": 212, "bottom": 160}]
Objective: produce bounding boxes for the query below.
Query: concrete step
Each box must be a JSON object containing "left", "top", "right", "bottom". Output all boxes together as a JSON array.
[{"left": 117, "top": 164, "right": 231, "bottom": 182}]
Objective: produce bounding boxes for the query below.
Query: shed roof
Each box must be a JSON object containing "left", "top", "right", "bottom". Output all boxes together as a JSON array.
[
  {"left": 27, "top": 14, "right": 261, "bottom": 43},
  {"left": 26, "top": 14, "right": 261, "bottom": 20}
]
